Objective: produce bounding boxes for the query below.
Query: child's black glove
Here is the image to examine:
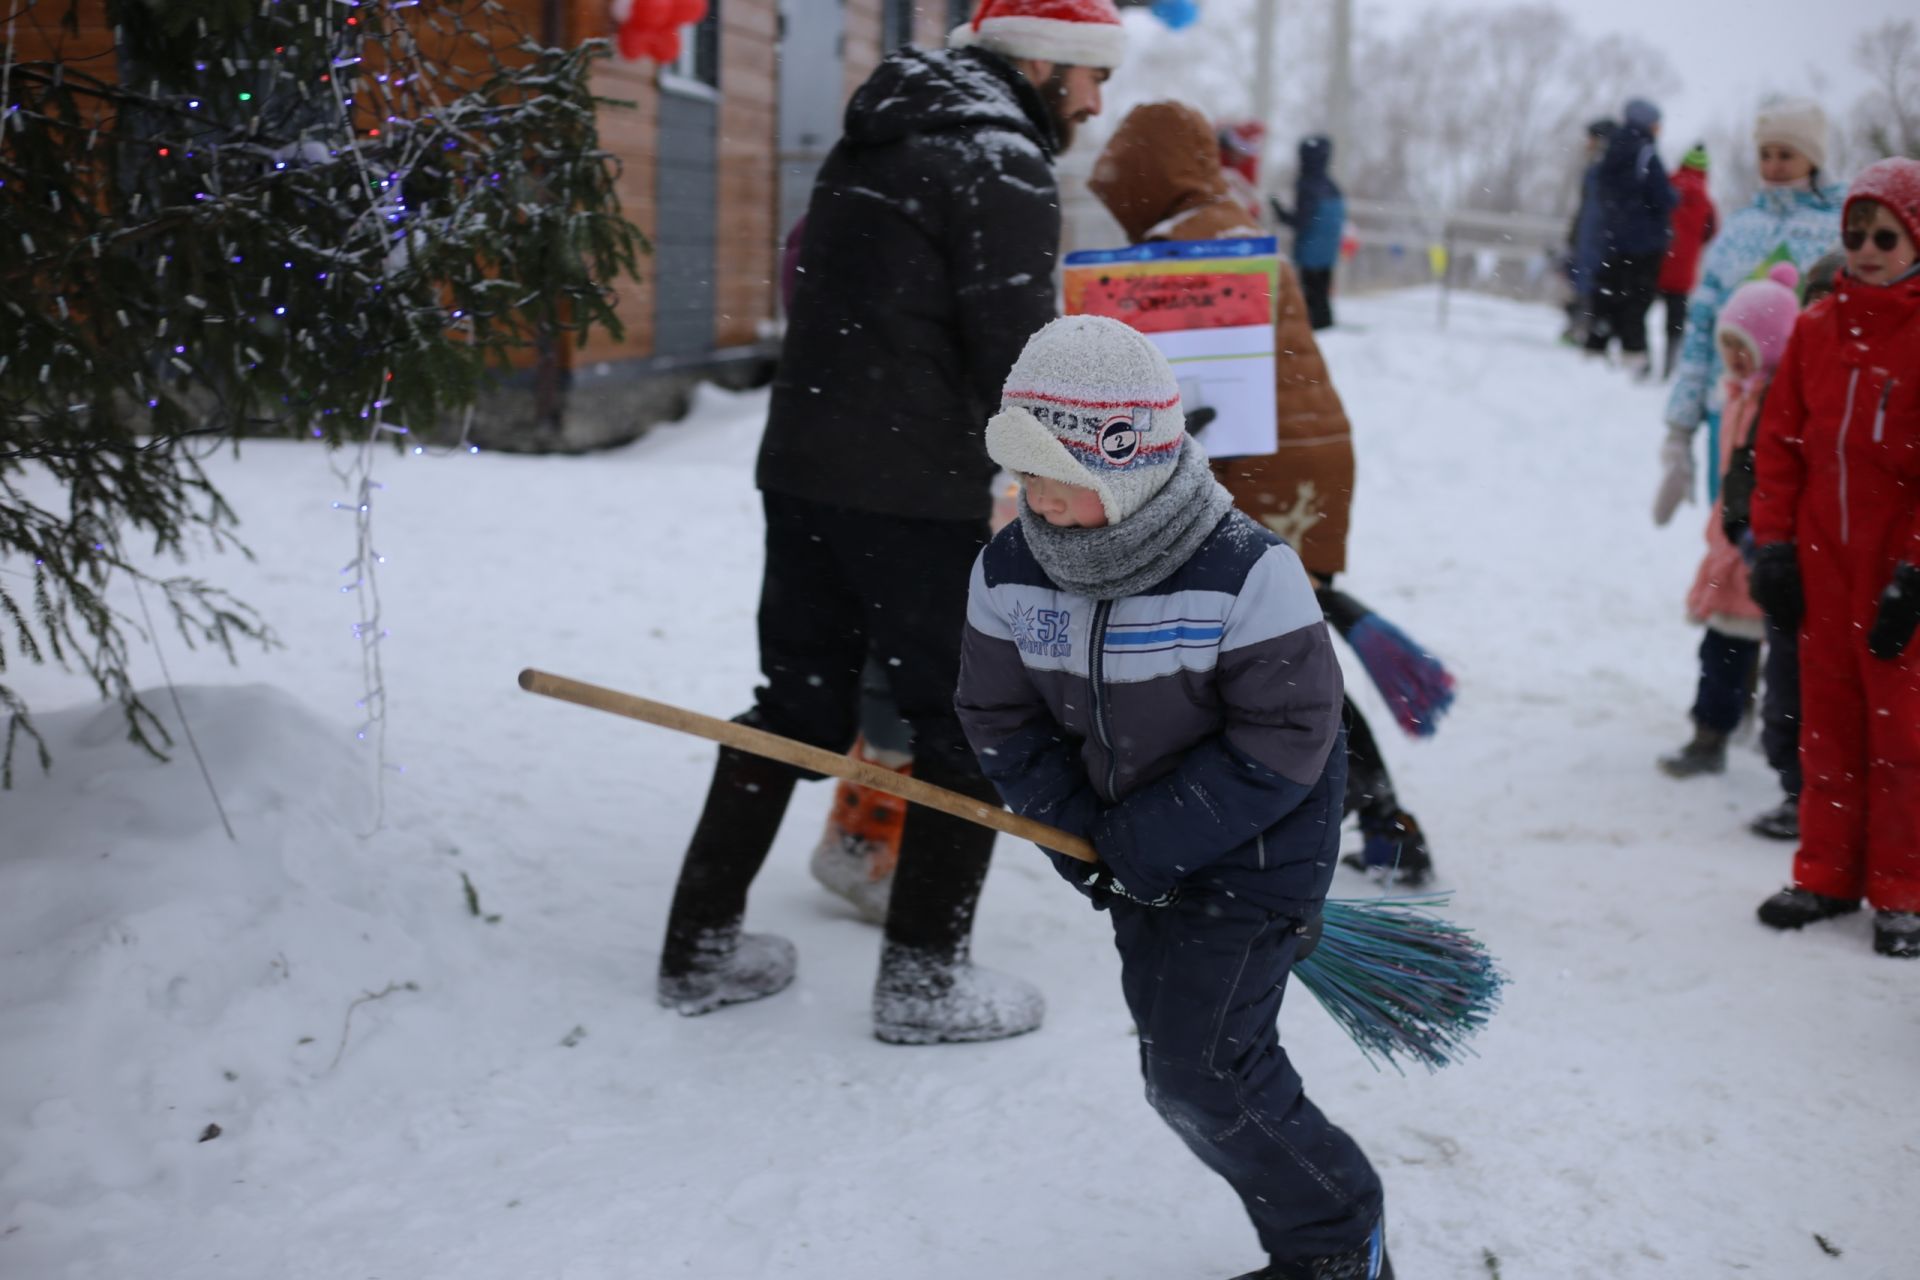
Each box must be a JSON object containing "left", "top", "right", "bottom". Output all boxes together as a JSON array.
[
  {"left": 1045, "top": 851, "right": 1178, "bottom": 908},
  {"left": 1868, "top": 562, "right": 1920, "bottom": 661},
  {"left": 1748, "top": 542, "right": 1803, "bottom": 631}
]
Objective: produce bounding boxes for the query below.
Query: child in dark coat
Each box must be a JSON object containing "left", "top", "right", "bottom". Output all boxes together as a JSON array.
[{"left": 956, "top": 315, "right": 1391, "bottom": 1279}]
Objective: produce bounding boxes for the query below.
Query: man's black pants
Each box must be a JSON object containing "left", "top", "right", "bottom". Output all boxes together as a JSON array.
[
  {"left": 663, "top": 492, "right": 999, "bottom": 964},
  {"left": 1584, "top": 253, "right": 1661, "bottom": 355}
]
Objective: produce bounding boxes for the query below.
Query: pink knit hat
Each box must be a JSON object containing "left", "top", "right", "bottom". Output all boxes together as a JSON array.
[
  {"left": 948, "top": 0, "right": 1128, "bottom": 69},
  {"left": 1716, "top": 262, "right": 1802, "bottom": 371}
]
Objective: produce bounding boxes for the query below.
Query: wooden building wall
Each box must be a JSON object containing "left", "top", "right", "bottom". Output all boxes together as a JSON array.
[
  {"left": 16, "top": 0, "right": 786, "bottom": 386},
  {"left": 713, "top": 1, "right": 779, "bottom": 352},
  {"left": 574, "top": 29, "right": 662, "bottom": 368}
]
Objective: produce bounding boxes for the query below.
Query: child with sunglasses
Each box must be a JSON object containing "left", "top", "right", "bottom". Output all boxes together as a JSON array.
[{"left": 1747, "top": 158, "right": 1920, "bottom": 958}]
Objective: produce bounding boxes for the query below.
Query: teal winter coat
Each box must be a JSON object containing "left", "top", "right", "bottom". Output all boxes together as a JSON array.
[{"left": 1664, "top": 181, "right": 1844, "bottom": 434}]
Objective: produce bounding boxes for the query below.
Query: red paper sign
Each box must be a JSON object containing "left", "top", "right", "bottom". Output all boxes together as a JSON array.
[{"left": 1075, "top": 271, "right": 1270, "bottom": 334}]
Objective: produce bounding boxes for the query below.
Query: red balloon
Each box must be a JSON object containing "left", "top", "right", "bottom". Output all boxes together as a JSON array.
[{"left": 616, "top": 0, "right": 709, "bottom": 64}]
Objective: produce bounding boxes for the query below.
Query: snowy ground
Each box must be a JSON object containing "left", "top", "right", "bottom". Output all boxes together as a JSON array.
[{"left": 3, "top": 287, "right": 1914, "bottom": 1280}]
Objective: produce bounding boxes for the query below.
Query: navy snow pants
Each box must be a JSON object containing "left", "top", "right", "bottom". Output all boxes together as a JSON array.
[{"left": 1109, "top": 891, "right": 1383, "bottom": 1263}]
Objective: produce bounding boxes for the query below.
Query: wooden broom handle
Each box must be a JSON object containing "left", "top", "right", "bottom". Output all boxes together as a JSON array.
[{"left": 517, "top": 668, "right": 1099, "bottom": 863}]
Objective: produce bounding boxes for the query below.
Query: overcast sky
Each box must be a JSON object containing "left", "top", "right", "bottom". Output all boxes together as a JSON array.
[{"left": 1356, "top": 0, "right": 1911, "bottom": 150}]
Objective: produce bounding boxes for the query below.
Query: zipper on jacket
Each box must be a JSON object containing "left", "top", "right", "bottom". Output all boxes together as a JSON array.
[
  {"left": 1837, "top": 368, "right": 1861, "bottom": 545},
  {"left": 1087, "top": 600, "right": 1118, "bottom": 800},
  {"left": 1874, "top": 378, "right": 1895, "bottom": 443}
]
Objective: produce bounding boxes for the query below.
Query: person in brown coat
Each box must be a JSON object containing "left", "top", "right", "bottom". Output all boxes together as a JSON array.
[{"left": 1089, "top": 100, "right": 1434, "bottom": 886}]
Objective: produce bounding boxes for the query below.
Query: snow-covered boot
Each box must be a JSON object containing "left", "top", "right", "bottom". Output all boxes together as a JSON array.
[
  {"left": 872, "top": 941, "right": 1044, "bottom": 1044},
  {"left": 1873, "top": 911, "right": 1920, "bottom": 958},
  {"left": 1756, "top": 886, "right": 1860, "bottom": 930},
  {"left": 1624, "top": 350, "right": 1654, "bottom": 381},
  {"left": 1342, "top": 809, "right": 1433, "bottom": 887},
  {"left": 807, "top": 737, "right": 911, "bottom": 925},
  {"left": 657, "top": 920, "right": 797, "bottom": 1015},
  {"left": 1657, "top": 727, "right": 1727, "bottom": 778},
  {"left": 871, "top": 756, "right": 1042, "bottom": 1043},
  {"left": 657, "top": 742, "right": 801, "bottom": 1014},
  {"left": 1748, "top": 796, "right": 1800, "bottom": 841}
]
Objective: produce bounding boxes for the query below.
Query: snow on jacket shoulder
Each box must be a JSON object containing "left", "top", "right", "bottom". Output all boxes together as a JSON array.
[
  {"left": 757, "top": 48, "right": 1061, "bottom": 522},
  {"left": 955, "top": 510, "right": 1346, "bottom": 913},
  {"left": 1664, "top": 181, "right": 1844, "bottom": 432}
]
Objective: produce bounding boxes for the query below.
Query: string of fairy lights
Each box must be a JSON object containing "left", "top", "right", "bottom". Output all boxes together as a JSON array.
[{"left": 133, "top": 2, "right": 491, "bottom": 828}]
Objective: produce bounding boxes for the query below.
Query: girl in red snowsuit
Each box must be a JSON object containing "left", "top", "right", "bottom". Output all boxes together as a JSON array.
[{"left": 1748, "top": 158, "right": 1920, "bottom": 958}]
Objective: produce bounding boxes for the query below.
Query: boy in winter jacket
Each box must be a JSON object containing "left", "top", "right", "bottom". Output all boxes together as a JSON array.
[
  {"left": 1748, "top": 158, "right": 1920, "bottom": 958},
  {"left": 1088, "top": 99, "right": 1435, "bottom": 887},
  {"left": 1656, "top": 264, "right": 1800, "bottom": 782},
  {"left": 956, "top": 314, "right": 1390, "bottom": 1279},
  {"left": 1657, "top": 145, "right": 1718, "bottom": 379},
  {"left": 1584, "top": 97, "right": 1676, "bottom": 375}
]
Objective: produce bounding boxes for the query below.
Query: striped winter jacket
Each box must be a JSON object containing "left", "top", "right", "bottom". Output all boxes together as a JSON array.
[{"left": 955, "top": 509, "right": 1347, "bottom": 914}]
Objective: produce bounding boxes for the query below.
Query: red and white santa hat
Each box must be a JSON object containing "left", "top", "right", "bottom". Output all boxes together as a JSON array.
[{"left": 949, "top": 0, "right": 1128, "bottom": 70}]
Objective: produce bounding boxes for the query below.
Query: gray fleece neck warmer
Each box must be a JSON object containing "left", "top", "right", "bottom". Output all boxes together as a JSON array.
[{"left": 1017, "top": 438, "right": 1236, "bottom": 601}]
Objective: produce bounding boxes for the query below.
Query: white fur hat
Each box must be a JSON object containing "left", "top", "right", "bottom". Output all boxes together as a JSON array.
[
  {"left": 986, "top": 315, "right": 1186, "bottom": 525},
  {"left": 1753, "top": 96, "right": 1828, "bottom": 171},
  {"left": 948, "top": 0, "right": 1128, "bottom": 70}
]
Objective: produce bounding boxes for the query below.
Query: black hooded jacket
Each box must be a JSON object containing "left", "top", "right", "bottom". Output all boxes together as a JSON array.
[{"left": 755, "top": 47, "right": 1061, "bottom": 522}]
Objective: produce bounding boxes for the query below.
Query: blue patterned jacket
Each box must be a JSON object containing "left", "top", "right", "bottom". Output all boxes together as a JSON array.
[
  {"left": 1665, "top": 181, "right": 1845, "bottom": 435},
  {"left": 955, "top": 510, "right": 1345, "bottom": 913}
]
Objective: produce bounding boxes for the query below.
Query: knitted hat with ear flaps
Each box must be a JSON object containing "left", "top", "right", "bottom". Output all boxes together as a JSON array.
[
  {"left": 986, "top": 315, "right": 1187, "bottom": 526},
  {"left": 948, "top": 0, "right": 1128, "bottom": 70}
]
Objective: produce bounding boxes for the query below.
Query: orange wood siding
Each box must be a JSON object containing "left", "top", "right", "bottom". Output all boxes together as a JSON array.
[
  {"left": 574, "top": 45, "right": 661, "bottom": 366},
  {"left": 714, "top": 0, "right": 778, "bottom": 350}
]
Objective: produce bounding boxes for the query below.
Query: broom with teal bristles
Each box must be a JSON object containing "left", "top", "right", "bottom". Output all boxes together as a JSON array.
[
  {"left": 1301, "top": 894, "right": 1505, "bottom": 1072},
  {"left": 517, "top": 669, "right": 1506, "bottom": 1072}
]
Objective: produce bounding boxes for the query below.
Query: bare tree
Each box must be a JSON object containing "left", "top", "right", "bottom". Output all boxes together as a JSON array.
[
  {"left": 1851, "top": 20, "right": 1920, "bottom": 159},
  {"left": 1342, "top": 5, "right": 1677, "bottom": 217}
]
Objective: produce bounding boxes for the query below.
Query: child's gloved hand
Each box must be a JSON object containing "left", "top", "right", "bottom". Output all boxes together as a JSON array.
[
  {"left": 1044, "top": 849, "right": 1115, "bottom": 909},
  {"left": 1652, "top": 424, "right": 1694, "bottom": 526},
  {"left": 1868, "top": 562, "right": 1920, "bottom": 661},
  {"left": 1748, "top": 542, "right": 1803, "bottom": 631},
  {"left": 1046, "top": 851, "right": 1178, "bottom": 908}
]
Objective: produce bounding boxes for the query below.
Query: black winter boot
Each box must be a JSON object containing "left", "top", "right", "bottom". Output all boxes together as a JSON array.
[
  {"left": 1748, "top": 796, "right": 1800, "bottom": 841},
  {"left": 1756, "top": 886, "right": 1860, "bottom": 930},
  {"left": 1874, "top": 911, "right": 1920, "bottom": 958},
  {"left": 1343, "top": 809, "right": 1433, "bottom": 888},
  {"left": 1657, "top": 727, "right": 1728, "bottom": 778},
  {"left": 872, "top": 761, "right": 1042, "bottom": 1044},
  {"left": 1230, "top": 1230, "right": 1393, "bottom": 1279},
  {"left": 657, "top": 745, "right": 801, "bottom": 1015}
]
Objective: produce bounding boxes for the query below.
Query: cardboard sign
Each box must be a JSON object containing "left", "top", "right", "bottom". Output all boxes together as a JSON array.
[{"left": 1064, "top": 237, "right": 1279, "bottom": 458}]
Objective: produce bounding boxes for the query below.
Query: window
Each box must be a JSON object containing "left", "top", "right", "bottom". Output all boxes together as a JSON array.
[
  {"left": 948, "top": 0, "right": 975, "bottom": 29},
  {"left": 665, "top": 1, "right": 721, "bottom": 91},
  {"left": 883, "top": 0, "right": 917, "bottom": 51}
]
